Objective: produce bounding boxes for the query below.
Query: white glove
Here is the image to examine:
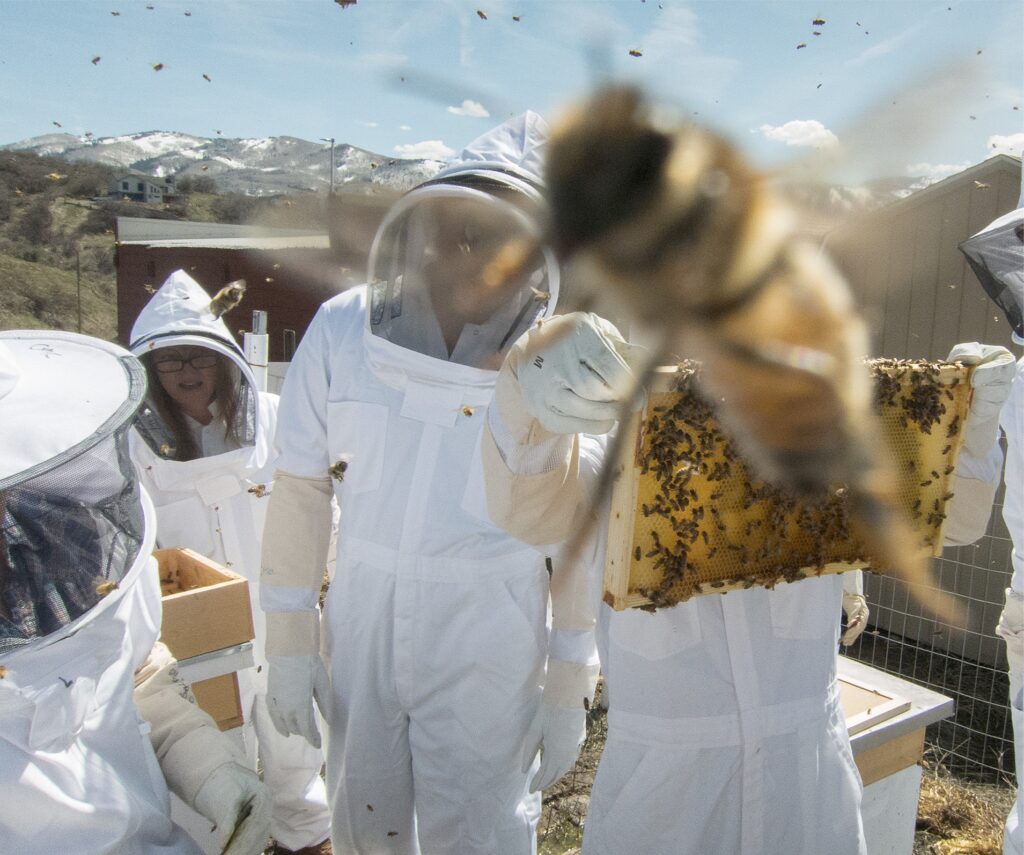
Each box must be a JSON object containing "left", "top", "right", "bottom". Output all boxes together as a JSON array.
[
  {"left": 841, "top": 591, "right": 869, "bottom": 646},
  {"left": 840, "top": 571, "right": 868, "bottom": 646},
  {"left": 522, "top": 701, "right": 586, "bottom": 793},
  {"left": 948, "top": 343, "right": 1016, "bottom": 457},
  {"left": 507, "top": 312, "right": 642, "bottom": 435},
  {"left": 520, "top": 659, "right": 598, "bottom": 792},
  {"left": 265, "top": 653, "right": 331, "bottom": 749},
  {"left": 193, "top": 762, "right": 271, "bottom": 855}
]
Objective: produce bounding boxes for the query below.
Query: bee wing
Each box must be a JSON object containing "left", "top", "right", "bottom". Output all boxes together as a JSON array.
[
  {"left": 766, "top": 59, "right": 991, "bottom": 309},
  {"left": 772, "top": 59, "right": 989, "bottom": 191},
  {"left": 386, "top": 67, "right": 515, "bottom": 119}
]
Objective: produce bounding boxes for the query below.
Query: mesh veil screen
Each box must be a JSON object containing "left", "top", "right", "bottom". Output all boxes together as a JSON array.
[{"left": 0, "top": 418, "right": 144, "bottom": 652}]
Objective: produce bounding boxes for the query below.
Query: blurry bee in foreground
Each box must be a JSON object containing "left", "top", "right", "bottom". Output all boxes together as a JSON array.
[
  {"left": 208, "top": 279, "right": 247, "bottom": 319},
  {"left": 536, "top": 85, "right": 961, "bottom": 623}
]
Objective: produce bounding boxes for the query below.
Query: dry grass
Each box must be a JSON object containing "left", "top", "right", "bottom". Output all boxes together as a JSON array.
[{"left": 913, "top": 755, "right": 1014, "bottom": 855}]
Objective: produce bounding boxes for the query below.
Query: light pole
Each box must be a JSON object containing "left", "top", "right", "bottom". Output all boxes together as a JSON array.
[{"left": 320, "top": 137, "right": 335, "bottom": 194}]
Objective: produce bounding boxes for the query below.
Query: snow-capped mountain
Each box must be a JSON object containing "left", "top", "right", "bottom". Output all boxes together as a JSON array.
[
  {"left": 2, "top": 130, "right": 445, "bottom": 196},
  {"left": 2, "top": 129, "right": 932, "bottom": 209}
]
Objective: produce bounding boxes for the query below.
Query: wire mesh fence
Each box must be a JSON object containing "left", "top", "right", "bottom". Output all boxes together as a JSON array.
[{"left": 845, "top": 462, "right": 1016, "bottom": 786}]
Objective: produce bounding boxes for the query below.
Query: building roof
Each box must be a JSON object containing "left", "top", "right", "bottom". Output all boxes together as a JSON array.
[
  {"left": 873, "top": 153, "right": 1021, "bottom": 218},
  {"left": 116, "top": 216, "right": 329, "bottom": 249}
]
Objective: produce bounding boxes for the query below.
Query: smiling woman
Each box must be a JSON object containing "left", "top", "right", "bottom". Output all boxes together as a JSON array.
[
  {"left": 127, "top": 269, "right": 333, "bottom": 853},
  {"left": 145, "top": 344, "right": 243, "bottom": 461}
]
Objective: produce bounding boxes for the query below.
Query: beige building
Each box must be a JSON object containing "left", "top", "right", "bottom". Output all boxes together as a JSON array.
[
  {"left": 828, "top": 153, "right": 1022, "bottom": 666},
  {"left": 828, "top": 153, "right": 1022, "bottom": 362}
]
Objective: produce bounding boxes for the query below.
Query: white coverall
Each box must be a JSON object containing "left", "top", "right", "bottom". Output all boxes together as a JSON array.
[
  {"left": 1000, "top": 357, "right": 1023, "bottom": 855},
  {"left": 272, "top": 286, "right": 555, "bottom": 854},
  {"left": 945, "top": 354, "right": 1023, "bottom": 855},
  {"left": 262, "top": 112, "right": 598, "bottom": 854},
  {"left": 0, "top": 490, "right": 209, "bottom": 854},
  {"left": 129, "top": 271, "right": 331, "bottom": 851},
  {"left": 481, "top": 357, "right": 866, "bottom": 855}
]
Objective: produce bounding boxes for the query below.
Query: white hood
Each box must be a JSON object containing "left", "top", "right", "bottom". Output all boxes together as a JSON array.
[
  {"left": 128, "top": 270, "right": 261, "bottom": 461},
  {"left": 433, "top": 110, "right": 550, "bottom": 191},
  {"left": 129, "top": 269, "right": 241, "bottom": 354},
  {"left": 366, "top": 112, "right": 560, "bottom": 373}
]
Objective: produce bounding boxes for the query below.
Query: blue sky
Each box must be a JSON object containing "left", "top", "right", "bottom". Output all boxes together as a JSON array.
[{"left": 1, "top": 0, "right": 1021, "bottom": 183}]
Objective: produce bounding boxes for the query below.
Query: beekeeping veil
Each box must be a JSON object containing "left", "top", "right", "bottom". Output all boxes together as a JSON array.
[
  {"left": 129, "top": 269, "right": 258, "bottom": 460},
  {"left": 366, "top": 112, "right": 560, "bottom": 370},
  {"left": 0, "top": 331, "right": 147, "bottom": 653},
  {"left": 960, "top": 202, "right": 1024, "bottom": 346}
]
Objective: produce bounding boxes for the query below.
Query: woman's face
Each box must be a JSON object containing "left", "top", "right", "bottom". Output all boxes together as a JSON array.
[{"left": 153, "top": 345, "right": 219, "bottom": 421}]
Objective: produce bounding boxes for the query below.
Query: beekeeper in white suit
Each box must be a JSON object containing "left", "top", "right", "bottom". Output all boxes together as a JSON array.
[
  {"left": 945, "top": 196, "right": 1023, "bottom": 855},
  {"left": 258, "top": 113, "right": 603, "bottom": 855},
  {"left": 129, "top": 270, "right": 332, "bottom": 855},
  {"left": 480, "top": 310, "right": 872, "bottom": 855},
  {"left": 0, "top": 329, "right": 269, "bottom": 854}
]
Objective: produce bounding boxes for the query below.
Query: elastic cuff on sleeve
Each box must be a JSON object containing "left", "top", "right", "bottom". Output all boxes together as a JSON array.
[
  {"left": 162, "top": 730, "right": 241, "bottom": 809},
  {"left": 490, "top": 367, "right": 572, "bottom": 475},
  {"left": 544, "top": 659, "right": 601, "bottom": 709},
  {"left": 548, "top": 628, "right": 599, "bottom": 666},
  {"left": 264, "top": 610, "right": 320, "bottom": 657}
]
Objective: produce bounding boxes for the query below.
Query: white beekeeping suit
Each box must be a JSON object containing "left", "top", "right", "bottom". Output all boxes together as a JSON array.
[
  {"left": 0, "top": 330, "right": 268, "bottom": 855},
  {"left": 259, "top": 113, "right": 600, "bottom": 855},
  {"left": 480, "top": 312, "right": 866, "bottom": 855},
  {"left": 129, "top": 271, "right": 331, "bottom": 853},
  {"left": 950, "top": 201, "right": 1024, "bottom": 855}
]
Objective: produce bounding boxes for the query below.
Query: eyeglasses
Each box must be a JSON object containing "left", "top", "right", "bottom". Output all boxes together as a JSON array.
[{"left": 153, "top": 354, "right": 219, "bottom": 374}]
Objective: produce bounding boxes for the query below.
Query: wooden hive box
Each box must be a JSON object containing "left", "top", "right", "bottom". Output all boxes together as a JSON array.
[
  {"left": 604, "top": 359, "right": 974, "bottom": 610},
  {"left": 156, "top": 548, "right": 255, "bottom": 730}
]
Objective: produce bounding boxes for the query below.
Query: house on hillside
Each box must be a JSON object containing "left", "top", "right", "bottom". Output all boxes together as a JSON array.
[{"left": 109, "top": 173, "right": 177, "bottom": 203}]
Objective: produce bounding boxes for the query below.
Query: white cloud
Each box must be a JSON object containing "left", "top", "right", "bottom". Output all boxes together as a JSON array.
[
  {"left": 447, "top": 99, "right": 490, "bottom": 118},
  {"left": 394, "top": 140, "right": 454, "bottom": 159},
  {"left": 756, "top": 120, "right": 838, "bottom": 149},
  {"left": 356, "top": 120, "right": 378, "bottom": 128},
  {"left": 988, "top": 132, "right": 1024, "bottom": 157},
  {"left": 399, "top": 125, "right": 412, "bottom": 132},
  {"left": 903, "top": 161, "right": 973, "bottom": 190}
]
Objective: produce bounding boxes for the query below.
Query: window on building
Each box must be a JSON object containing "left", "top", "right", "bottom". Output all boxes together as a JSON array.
[
  {"left": 137, "top": 182, "right": 144, "bottom": 192},
  {"left": 122, "top": 181, "right": 129, "bottom": 190}
]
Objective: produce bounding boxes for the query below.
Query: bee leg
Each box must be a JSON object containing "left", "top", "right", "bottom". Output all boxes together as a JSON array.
[
  {"left": 848, "top": 474, "right": 964, "bottom": 627},
  {"left": 561, "top": 334, "right": 669, "bottom": 567}
]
